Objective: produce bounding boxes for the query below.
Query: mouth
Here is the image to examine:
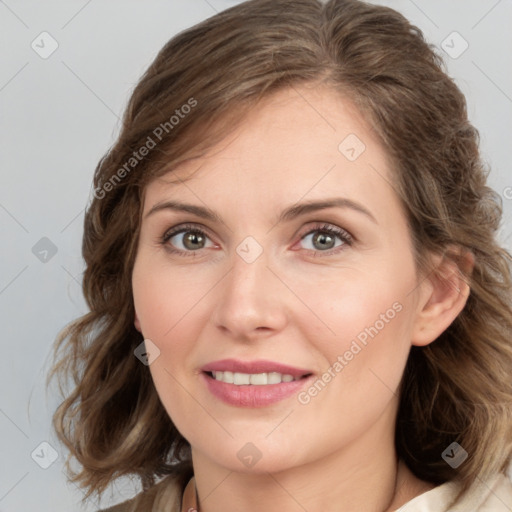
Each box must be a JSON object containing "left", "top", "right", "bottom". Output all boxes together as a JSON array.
[{"left": 200, "top": 359, "right": 314, "bottom": 407}]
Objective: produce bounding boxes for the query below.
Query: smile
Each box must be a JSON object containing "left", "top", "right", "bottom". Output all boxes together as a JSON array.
[{"left": 200, "top": 359, "right": 314, "bottom": 407}]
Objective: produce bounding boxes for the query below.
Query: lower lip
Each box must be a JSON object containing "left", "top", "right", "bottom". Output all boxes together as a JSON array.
[{"left": 202, "top": 372, "right": 313, "bottom": 408}]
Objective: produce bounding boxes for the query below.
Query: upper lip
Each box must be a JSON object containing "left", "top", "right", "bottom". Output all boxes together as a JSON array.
[{"left": 201, "top": 359, "right": 313, "bottom": 378}]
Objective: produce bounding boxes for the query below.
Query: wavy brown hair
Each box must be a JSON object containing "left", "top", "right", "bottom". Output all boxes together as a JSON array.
[{"left": 49, "top": 0, "right": 512, "bottom": 507}]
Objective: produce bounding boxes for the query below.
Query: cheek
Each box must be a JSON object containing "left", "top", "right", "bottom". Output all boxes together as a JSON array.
[
  {"left": 292, "top": 285, "right": 412, "bottom": 448},
  {"left": 132, "top": 262, "right": 207, "bottom": 404},
  {"left": 290, "top": 260, "right": 415, "bottom": 396},
  {"left": 137, "top": 285, "right": 204, "bottom": 438},
  {"left": 132, "top": 260, "right": 208, "bottom": 339},
  {"left": 295, "top": 270, "right": 411, "bottom": 345}
]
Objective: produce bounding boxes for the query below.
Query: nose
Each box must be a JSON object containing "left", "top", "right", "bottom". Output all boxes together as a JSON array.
[{"left": 212, "top": 246, "right": 288, "bottom": 341}]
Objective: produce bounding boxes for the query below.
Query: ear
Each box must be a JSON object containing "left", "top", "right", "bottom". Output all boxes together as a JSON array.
[
  {"left": 134, "top": 311, "right": 142, "bottom": 333},
  {"left": 411, "top": 247, "right": 475, "bottom": 347}
]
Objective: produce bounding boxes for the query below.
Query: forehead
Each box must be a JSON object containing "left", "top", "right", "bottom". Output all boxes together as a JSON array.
[{"left": 142, "top": 86, "right": 398, "bottom": 220}]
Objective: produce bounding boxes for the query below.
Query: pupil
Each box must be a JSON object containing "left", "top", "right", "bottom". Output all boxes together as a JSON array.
[{"left": 314, "top": 232, "right": 334, "bottom": 250}]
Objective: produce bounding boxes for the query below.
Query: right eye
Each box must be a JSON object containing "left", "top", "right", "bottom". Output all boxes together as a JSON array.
[{"left": 161, "top": 223, "right": 216, "bottom": 256}]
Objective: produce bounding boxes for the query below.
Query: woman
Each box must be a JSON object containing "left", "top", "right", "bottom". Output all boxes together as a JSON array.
[{"left": 49, "top": 0, "right": 512, "bottom": 510}]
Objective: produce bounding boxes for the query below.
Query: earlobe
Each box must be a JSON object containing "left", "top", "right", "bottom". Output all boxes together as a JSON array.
[{"left": 411, "top": 248, "right": 475, "bottom": 347}]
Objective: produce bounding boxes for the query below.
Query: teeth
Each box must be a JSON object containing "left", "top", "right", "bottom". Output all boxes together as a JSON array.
[
  {"left": 268, "top": 372, "right": 282, "bottom": 384},
  {"left": 250, "top": 373, "right": 267, "bottom": 385},
  {"left": 234, "top": 372, "right": 250, "bottom": 385},
  {"left": 212, "top": 371, "right": 301, "bottom": 385}
]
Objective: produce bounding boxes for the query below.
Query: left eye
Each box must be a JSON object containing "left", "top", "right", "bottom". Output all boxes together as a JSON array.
[{"left": 298, "top": 225, "right": 352, "bottom": 253}]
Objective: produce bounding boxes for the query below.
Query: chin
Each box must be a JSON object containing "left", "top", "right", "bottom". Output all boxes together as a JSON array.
[{"left": 190, "top": 435, "right": 311, "bottom": 475}]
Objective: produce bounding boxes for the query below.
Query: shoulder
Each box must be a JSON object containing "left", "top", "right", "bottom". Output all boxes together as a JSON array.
[
  {"left": 469, "top": 471, "right": 512, "bottom": 511},
  {"left": 397, "top": 470, "right": 512, "bottom": 511},
  {"left": 99, "top": 465, "right": 193, "bottom": 512}
]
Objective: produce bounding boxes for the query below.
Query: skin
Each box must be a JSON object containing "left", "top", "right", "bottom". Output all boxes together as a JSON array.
[{"left": 131, "top": 84, "right": 472, "bottom": 512}]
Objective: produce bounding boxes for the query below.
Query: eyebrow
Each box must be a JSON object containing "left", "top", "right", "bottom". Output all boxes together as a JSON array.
[{"left": 145, "top": 198, "right": 377, "bottom": 225}]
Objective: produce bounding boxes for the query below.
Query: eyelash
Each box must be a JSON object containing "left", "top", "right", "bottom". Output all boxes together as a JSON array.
[{"left": 160, "top": 222, "right": 354, "bottom": 257}]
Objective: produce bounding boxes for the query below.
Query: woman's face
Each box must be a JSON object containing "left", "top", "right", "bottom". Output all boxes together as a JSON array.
[{"left": 132, "top": 85, "right": 428, "bottom": 474}]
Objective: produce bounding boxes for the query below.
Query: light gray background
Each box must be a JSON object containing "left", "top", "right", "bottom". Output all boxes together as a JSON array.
[{"left": 1, "top": 0, "right": 511, "bottom": 510}]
